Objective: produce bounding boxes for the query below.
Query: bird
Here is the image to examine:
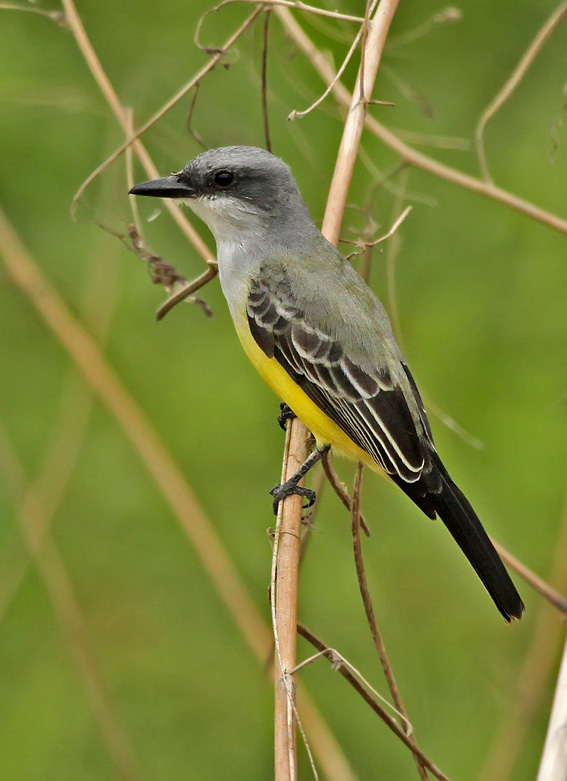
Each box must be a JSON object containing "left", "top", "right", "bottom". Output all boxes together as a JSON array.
[{"left": 130, "top": 145, "right": 524, "bottom": 622}]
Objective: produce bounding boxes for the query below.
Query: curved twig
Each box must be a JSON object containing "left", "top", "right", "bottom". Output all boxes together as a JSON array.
[{"left": 475, "top": 1, "right": 567, "bottom": 182}]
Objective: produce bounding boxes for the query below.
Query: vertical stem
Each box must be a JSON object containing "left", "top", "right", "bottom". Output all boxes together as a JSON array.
[
  {"left": 537, "top": 628, "right": 567, "bottom": 781},
  {"left": 274, "top": 419, "right": 310, "bottom": 781},
  {"left": 351, "top": 463, "right": 429, "bottom": 780},
  {"left": 273, "top": 2, "right": 402, "bottom": 776},
  {"left": 322, "top": 0, "right": 401, "bottom": 244},
  {"left": 261, "top": 10, "right": 272, "bottom": 153}
]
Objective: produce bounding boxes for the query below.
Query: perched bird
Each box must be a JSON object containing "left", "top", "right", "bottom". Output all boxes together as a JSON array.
[{"left": 130, "top": 145, "right": 524, "bottom": 622}]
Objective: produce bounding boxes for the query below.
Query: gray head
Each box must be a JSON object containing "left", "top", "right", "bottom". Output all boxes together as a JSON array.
[{"left": 130, "top": 146, "right": 312, "bottom": 239}]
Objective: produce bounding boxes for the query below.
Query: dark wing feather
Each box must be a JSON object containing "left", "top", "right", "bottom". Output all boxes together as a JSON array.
[{"left": 247, "top": 276, "right": 427, "bottom": 484}]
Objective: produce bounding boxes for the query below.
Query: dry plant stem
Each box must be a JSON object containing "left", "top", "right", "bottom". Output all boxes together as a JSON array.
[
  {"left": 366, "top": 116, "right": 567, "bottom": 234},
  {"left": 0, "top": 425, "right": 140, "bottom": 781},
  {"left": 493, "top": 540, "right": 567, "bottom": 614},
  {"left": 297, "top": 467, "right": 326, "bottom": 567},
  {"left": 386, "top": 7, "right": 462, "bottom": 50},
  {"left": 322, "top": 452, "right": 370, "bottom": 536},
  {"left": 156, "top": 262, "right": 218, "bottom": 320},
  {"left": 481, "top": 489, "right": 567, "bottom": 781},
  {"left": 199, "top": 0, "right": 366, "bottom": 26},
  {"left": 481, "top": 604, "right": 567, "bottom": 780},
  {"left": 290, "top": 645, "right": 413, "bottom": 733},
  {"left": 387, "top": 128, "right": 468, "bottom": 150},
  {"left": 322, "top": 0, "right": 401, "bottom": 244},
  {"left": 125, "top": 109, "right": 143, "bottom": 237},
  {"left": 478, "top": 600, "right": 565, "bottom": 781},
  {"left": 537, "top": 630, "right": 567, "bottom": 781},
  {"left": 65, "top": 0, "right": 259, "bottom": 256},
  {"left": 351, "top": 465, "right": 429, "bottom": 781},
  {"left": 297, "top": 625, "right": 450, "bottom": 781},
  {"left": 62, "top": 0, "right": 211, "bottom": 257},
  {"left": 385, "top": 167, "right": 409, "bottom": 341},
  {"left": 273, "top": 418, "right": 311, "bottom": 781},
  {"left": 276, "top": 8, "right": 567, "bottom": 235},
  {"left": 0, "top": 206, "right": 355, "bottom": 781},
  {"left": 273, "top": 2, "right": 401, "bottom": 773},
  {"left": 476, "top": 1, "right": 567, "bottom": 182},
  {"left": 0, "top": 3, "right": 65, "bottom": 24},
  {"left": 288, "top": 0, "right": 378, "bottom": 121},
  {"left": 261, "top": 10, "right": 272, "bottom": 153}
]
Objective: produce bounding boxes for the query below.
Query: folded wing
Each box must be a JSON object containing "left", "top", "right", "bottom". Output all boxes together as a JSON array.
[{"left": 247, "top": 274, "right": 430, "bottom": 485}]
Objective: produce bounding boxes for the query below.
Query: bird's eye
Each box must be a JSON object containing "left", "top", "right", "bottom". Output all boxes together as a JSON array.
[{"left": 214, "top": 170, "right": 234, "bottom": 187}]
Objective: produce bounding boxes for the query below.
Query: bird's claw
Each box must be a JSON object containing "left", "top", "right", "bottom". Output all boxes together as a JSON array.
[
  {"left": 270, "top": 479, "right": 316, "bottom": 515},
  {"left": 277, "top": 402, "right": 296, "bottom": 431}
]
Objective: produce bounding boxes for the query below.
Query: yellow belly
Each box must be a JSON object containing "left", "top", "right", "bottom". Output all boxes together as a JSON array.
[{"left": 236, "top": 321, "right": 381, "bottom": 473}]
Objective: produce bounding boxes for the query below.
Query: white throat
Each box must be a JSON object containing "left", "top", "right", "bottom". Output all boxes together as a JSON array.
[{"left": 184, "top": 194, "right": 267, "bottom": 319}]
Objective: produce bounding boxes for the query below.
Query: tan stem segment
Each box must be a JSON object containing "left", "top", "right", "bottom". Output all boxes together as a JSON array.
[
  {"left": 274, "top": 421, "right": 310, "bottom": 781},
  {"left": 273, "top": 2, "right": 402, "bottom": 777},
  {"left": 322, "top": 0, "right": 401, "bottom": 244}
]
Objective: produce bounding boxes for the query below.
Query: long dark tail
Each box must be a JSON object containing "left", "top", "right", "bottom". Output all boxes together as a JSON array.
[{"left": 397, "top": 453, "right": 525, "bottom": 622}]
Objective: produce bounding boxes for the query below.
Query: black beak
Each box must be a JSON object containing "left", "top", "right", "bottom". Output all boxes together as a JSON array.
[{"left": 129, "top": 175, "right": 195, "bottom": 199}]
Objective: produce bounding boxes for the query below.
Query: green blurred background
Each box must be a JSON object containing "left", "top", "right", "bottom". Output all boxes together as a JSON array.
[{"left": 1, "top": 1, "right": 566, "bottom": 778}]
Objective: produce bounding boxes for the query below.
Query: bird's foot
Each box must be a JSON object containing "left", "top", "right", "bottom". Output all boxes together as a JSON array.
[
  {"left": 278, "top": 402, "right": 296, "bottom": 431},
  {"left": 270, "top": 479, "right": 316, "bottom": 515}
]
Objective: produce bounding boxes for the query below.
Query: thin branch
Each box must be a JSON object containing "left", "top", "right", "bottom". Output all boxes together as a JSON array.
[
  {"left": 288, "top": 0, "right": 377, "bottom": 121},
  {"left": 196, "top": 0, "right": 367, "bottom": 40},
  {"left": 62, "top": 0, "right": 209, "bottom": 252},
  {"left": 261, "top": 10, "right": 272, "bottom": 153},
  {"left": 290, "top": 648, "right": 412, "bottom": 733},
  {"left": 0, "top": 2, "right": 66, "bottom": 24},
  {"left": 476, "top": 1, "right": 567, "bottom": 182},
  {"left": 425, "top": 398, "right": 484, "bottom": 451},
  {"left": 387, "top": 6, "right": 462, "bottom": 50},
  {"left": 297, "top": 625, "right": 450, "bottom": 781},
  {"left": 493, "top": 540, "right": 567, "bottom": 615},
  {"left": 381, "top": 64, "right": 433, "bottom": 119},
  {"left": 99, "top": 219, "right": 216, "bottom": 318},
  {"left": 321, "top": 452, "right": 371, "bottom": 536},
  {"left": 385, "top": 127, "right": 469, "bottom": 151},
  {"left": 384, "top": 165, "right": 409, "bottom": 345},
  {"left": 322, "top": 0, "right": 401, "bottom": 245},
  {"left": 156, "top": 262, "right": 218, "bottom": 321},
  {"left": 341, "top": 204, "right": 412, "bottom": 249},
  {"left": 275, "top": 7, "right": 567, "bottom": 235},
  {"left": 125, "top": 109, "right": 143, "bottom": 237},
  {"left": 351, "top": 464, "right": 429, "bottom": 781},
  {"left": 358, "top": 1, "right": 372, "bottom": 103},
  {"left": 186, "top": 82, "right": 207, "bottom": 151},
  {"left": 367, "top": 117, "right": 567, "bottom": 233},
  {"left": 357, "top": 147, "right": 437, "bottom": 206},
  {"left": 274, "top": 4, "right": 402, "bottom": 775},
  {"left": 65, "top": 0, "right": 261, "bottom": 256},
  {"left": 296, "top": 467, "right": 326, "bottom": 568},
  {"left": 481, "top": 485, "right": 567, "bottom": 780},
  {"left": 272, "top": 420, "right": 312, "bottom": 781}
]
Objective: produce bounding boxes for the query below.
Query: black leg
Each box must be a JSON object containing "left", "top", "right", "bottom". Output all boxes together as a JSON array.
[
  {"left": 278, "top": 402, "right": 296, "bottom": 431},
  {"left": 270, "top": 445, "right": 330, "bottom": 514}
]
